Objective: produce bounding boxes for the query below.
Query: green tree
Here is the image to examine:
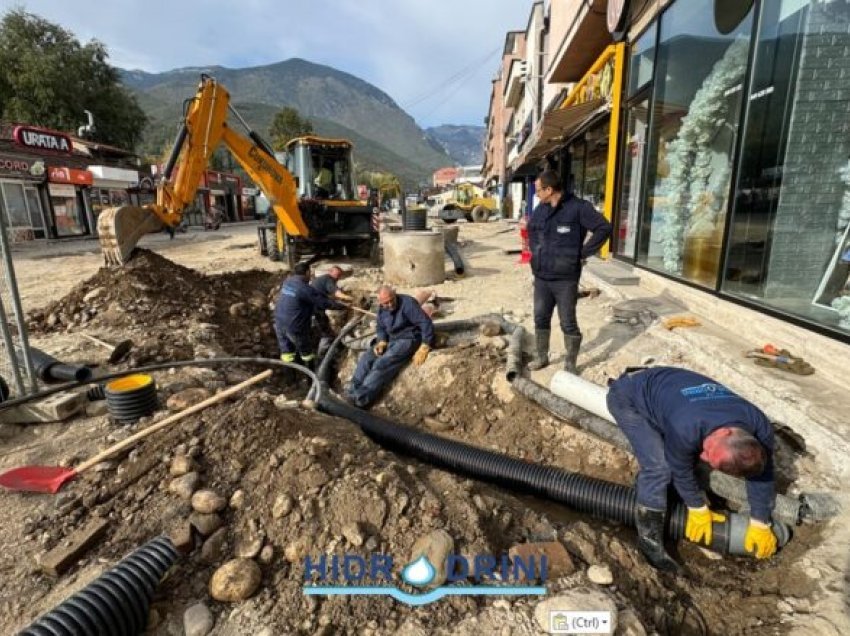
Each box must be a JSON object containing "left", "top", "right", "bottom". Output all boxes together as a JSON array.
[
  {"left": 269, "top": 106, "right": 313, "bottom": 150},
  {"left": 0, "top": 9, "right": 146, "bottom": 149}
]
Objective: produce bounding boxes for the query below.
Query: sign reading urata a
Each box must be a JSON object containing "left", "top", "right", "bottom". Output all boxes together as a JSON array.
[{"left": 13, "top": 126, "right": 73, "bottom": 154}]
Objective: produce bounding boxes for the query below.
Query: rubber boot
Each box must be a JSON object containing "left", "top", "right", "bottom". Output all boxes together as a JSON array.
[
  {"left": 634, "top": 505, "right": 682, "bottom": 573},
  {"left": 527, "top": 329, "right": 550, "bottom": 370},
  {"left": 563, "top": 334, "right": 582, "bottom": 373}
]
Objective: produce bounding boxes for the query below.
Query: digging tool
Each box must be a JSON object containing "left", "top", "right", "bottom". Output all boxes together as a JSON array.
[
  {"left": 0, "top": 369, "right": 273, "bottom": 494},
  {"left": 341, "top": 303, "right": 377, "bottom": 318},
  {"left": 82, "top": 334, "right": 134, "bottom": 364}
]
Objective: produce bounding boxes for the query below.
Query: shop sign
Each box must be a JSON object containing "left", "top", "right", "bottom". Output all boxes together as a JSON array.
[
  {"left": 48, "top": 166, "right": 93, "bottom": 185},
  {"left": 0, "top": 154, "right": 46, "bottom": 178},
  {"left": 13, "top": 126, "right": 73, "bottom": 154},
  {"left": 48, "top": 183, "right": 76, "bottom": 197}
]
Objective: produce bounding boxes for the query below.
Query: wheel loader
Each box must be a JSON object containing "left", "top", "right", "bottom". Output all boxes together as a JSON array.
[
  {"left": 437, "top": 182, "right": 498, "bottom": 224},
  {"left": 97, "top": 75, "right": 379, "bottom": 270}
]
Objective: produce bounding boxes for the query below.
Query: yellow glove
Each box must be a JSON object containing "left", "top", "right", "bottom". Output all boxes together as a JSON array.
[
  {"left": 373, "top": 341, "right": 388, "bottom": 356},
  {"left": 744, "top": 520, "right": 777, "bottom": 559},
  {"left": 685, "top": 506, "right": 726, "bottom": 546},
  {"left": 280, "top": 352, "right": 296, "bottom": 363},
  {"left": 413, "top": 344, "right": 431, "bottom": 366}
]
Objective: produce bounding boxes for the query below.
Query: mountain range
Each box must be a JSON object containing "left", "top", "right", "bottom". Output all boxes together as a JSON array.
[{"left": 121, "top": 58, "right": 484, "bottom": 187}]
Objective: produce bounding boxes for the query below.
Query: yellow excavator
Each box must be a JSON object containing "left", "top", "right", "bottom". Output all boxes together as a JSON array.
[{"left": 98, "top": 75, "right": 321, "bottom": 266}]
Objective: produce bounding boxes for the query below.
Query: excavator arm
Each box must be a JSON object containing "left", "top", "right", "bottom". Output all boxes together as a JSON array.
[{"left": 97, "top": 76, "right": 308, "bottom": 266}]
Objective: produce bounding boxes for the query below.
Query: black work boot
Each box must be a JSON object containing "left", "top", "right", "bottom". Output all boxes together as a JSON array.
[
  {"left": 528, "top": 329, "right": 550, "bottom": 370},
  {"left": 634, "top": 505, "right": 682, "bottom": 573},
  {"left": 563, "top": 334, "right": 582, "bottom": 373}
]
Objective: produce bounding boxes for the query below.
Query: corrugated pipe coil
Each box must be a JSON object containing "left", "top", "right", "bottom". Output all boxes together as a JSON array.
[
  {"left": 318, "top": 394, "right": 790, "bottom": 556},
  {"left": 30, "top": 348, "right": 92, "bottom": 383},
  {"left": 105, "top": 374, "right": 158, "bottom": 424},
  {"left": 19, "top": 535, "right": 178, "bottom": 636},
  {"left": 87, "top": 384, "right": 106, "bottom": 402}
]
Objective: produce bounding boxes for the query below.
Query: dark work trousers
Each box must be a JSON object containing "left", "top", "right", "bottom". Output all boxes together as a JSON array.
[
  {"left": 606, "top": 381, "right": 670, "bottom": 511},
  {"left": 533, "top": 277, "right": 580, "bottom": 335},
  {"left": 347, "top": 338, "right": 419, "bottom": 408},
  {"left": 275, "top": 322, "right": 314, "bottom": 360}
]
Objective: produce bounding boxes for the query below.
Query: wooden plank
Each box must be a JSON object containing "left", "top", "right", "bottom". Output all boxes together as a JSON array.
[{"left": 39, "top": 517, "right": 109, "bottom": 577}]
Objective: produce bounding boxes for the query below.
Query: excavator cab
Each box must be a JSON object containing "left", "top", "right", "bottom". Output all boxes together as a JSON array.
[{"left": 278, "top": 137, "right": 356, "bottom": 201}]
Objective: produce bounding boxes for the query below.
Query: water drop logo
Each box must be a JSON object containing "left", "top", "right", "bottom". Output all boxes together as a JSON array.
[{"left": 401, "top": 556, "right": 436, "bottom": 587}]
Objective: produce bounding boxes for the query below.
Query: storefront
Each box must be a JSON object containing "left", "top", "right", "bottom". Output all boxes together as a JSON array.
[
  {"left": 205, "top": 170, "right": 243, "bottom": 222},
  {"left": 611, "top": 0, "right": 850, "bottom": 339},
  {"left": 47, "top": 166, "right": 93, "bottom": 237},
  {"left": 0, "top": 153, "right": 48, "bottom": 241},
  {"left": 87, "top": 165, "right": 139, "bottom": 225}
]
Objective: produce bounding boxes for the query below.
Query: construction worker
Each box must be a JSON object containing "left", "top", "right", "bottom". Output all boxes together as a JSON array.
[
  {"left": 606, "top": 366, "right": 777, "bottom": 572},
  {"left": 311, "top": 265, "right": 353, "bottom": 354},
  {"left": 527, "top": 169, "right": 611, "bottom": 373},
  {"left": 314, "top": 161, "right": 334, "bottom": 198},
  {"left": 274, "top": 262, "right": 345, "bottom": 367},
  {"left": 344, "top": 285, "right": 434, "bottom": 408}
]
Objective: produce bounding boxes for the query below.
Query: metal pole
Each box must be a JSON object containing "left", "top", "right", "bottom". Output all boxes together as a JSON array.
[
  {"left": 0, "top": 297, "right": 25, "bottom": 395},
  {"left": 0, "top": 194, "right": 38, "bottom": 393}
]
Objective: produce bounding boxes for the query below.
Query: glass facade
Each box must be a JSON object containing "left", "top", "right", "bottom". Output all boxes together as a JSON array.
[
  {"left": 722, "top": 0, "right": 850, "bottom": 335},
  {"left": 637, "top": 0, "right": 753, "bottom": 286},
  {"left": 617, "top": 0, "right": 850, "bottom": 337}
]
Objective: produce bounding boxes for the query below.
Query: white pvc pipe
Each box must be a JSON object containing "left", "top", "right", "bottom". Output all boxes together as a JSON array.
[{"left": 549, "top": 370, "right": 615, "bottom": 422}]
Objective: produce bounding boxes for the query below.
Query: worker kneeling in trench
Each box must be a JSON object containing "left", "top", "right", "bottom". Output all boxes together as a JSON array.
[{"left": 606, "top": 366, "right": 778, "bottom": 572}]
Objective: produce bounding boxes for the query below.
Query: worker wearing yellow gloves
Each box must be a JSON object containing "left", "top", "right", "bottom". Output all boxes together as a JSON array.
[
  {"left": 606, "top": 367, "right": 778, "bottom": 572},
  {"left": 344, "top": 285, "right": 435, "bottom": 409}
]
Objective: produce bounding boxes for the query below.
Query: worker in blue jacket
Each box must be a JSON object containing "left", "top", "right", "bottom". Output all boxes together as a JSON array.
[
  {"left": 527, "top": 170, "right": 611, "bottom": 373},
  {"left": 606, "top": 366, "right": 777, "bottom": 572},
  {"left": 274, "top": 262, "right": 345, "bottom": 367},
  {"left": 345, "top": 285, "right": 435, "bottom": 408}
]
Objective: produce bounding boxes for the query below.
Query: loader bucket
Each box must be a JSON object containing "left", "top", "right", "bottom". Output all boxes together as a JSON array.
[{"left": 97, "top": 206, "right": 164, "bottom": 266}]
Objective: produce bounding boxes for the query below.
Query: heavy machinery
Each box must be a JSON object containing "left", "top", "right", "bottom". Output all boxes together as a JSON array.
[
  {"left": 258, "top": 136, "right": 380, "bottom": 267},
  {"left": 437, "top": 182, "right": 498, "bottom": 224},
  {"left": 97, "top": 75, "right": 379, "bottom": 269}
]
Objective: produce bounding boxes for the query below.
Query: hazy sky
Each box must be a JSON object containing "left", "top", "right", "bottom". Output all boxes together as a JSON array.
[{"left": 8, "top": 0, "right": 535, "bottom": 128}]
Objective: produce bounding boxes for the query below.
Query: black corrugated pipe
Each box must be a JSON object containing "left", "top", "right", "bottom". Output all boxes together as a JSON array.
[
  {"left": 445, "top": 242, "right": 465, "bottom": 276},
  {"left": 511, "top": 376, "right": 812, "bottom": 526},
  {"left": 30, "top": 348, "right": 92, "bottom": 383},
  {"left": 505, "top": 325, "right": 524, "bottom": 382},
  {"left": 317, "top": 393, "right": 790, "bottom": 556},
  {"left": 19, "top": 536, "right": 178, "bottom": 636}
]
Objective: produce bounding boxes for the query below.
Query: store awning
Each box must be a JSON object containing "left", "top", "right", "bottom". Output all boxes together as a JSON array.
[{"left": 525, "top": 98, "right": 609, "bottom": 162}]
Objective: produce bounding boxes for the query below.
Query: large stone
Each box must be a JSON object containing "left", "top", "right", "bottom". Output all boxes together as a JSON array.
[
  {"left": 617, "top": 609, "right": 647, "bottom": 636},
  {"left": 209, "top": 559, "right": 262, "bottom": 602},
  {"left": 191, "top": 489, "right": 226, "bottom": 514},
  {"left": 189, "top": 512, "right": 224, "bottom": 537},
  {"left": 169, "top": 455, "right": 197, "bottom": 477},
  {"left": 166, "top": 388, "right": 211, "bottom": 412},
  {"left": 272, "top": 494, "right": 294, "bottom": 519},
  {"left": 168, "top": 520, "right": 194, "bottom": 555},
  {"left": 229, "top": 490, "right": 246, "bottom": 510},
  {"left": 508, "top": 541, "right": 575, "bottom": 580},
  {"left": 183, "top": 602, "right": 214, "bottom": 636},
  {"left": 587, "top": 564, "right": 614, "bottom": 585},
  {"left": 168, "top": 472, "right": 200, "bottom": 500},
  {"left": 235, "top": 533, "right": 264, "bottom": 559},
  {"left": 201, "top": 528, "right": 228, "bottom": 564},
  {"left": 341, "top": 522, "right": 365, "bottom": 547},
  {"left": 409, "top": 530, "right": 454, "bottom": 588},
  {"left": 534, "top": 589, "right": 618, "bottom": 634}
]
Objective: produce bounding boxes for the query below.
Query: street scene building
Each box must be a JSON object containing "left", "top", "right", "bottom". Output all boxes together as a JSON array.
[{"left": 484, "top": 0, "right": 850, "bottom": 340}]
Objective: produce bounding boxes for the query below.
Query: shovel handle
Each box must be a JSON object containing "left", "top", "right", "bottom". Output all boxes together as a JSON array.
[
  {"left": 344, "top": 304, "right": 377, "bottom": 318},
  {"left": 81, "top": 334, "right": 113, "bottom": 350},
  {"left": 75, "top": 369, "right": 273, "bottom": 474}
]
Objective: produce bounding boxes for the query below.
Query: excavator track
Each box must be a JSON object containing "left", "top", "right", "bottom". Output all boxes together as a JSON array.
[{"left": 97, "top": 206, "right": 164, "bottom": 267}]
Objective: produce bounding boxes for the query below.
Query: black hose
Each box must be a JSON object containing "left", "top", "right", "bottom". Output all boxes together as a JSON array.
[
  {"left": 19, "top": 536, "right": 178, "bottom": 636},
  {"left": 445, "top": 242, "right": 465, "bottom": 276},
  {"left": 29, "top": 348, "right": 92, "bottom": 383},
  {"left": 0, "top": 358, "right": 320, "bottom": 412},
  {"left": 318, "top": 392, "right": 688, "bottom": 535},
  {"left": 87, "top": 384, "right": 106, "bottom": 401}
]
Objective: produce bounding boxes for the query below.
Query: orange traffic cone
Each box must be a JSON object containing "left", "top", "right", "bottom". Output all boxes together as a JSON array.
[{"left": 518, "top": 215, "right": 531, "bottom": 264}]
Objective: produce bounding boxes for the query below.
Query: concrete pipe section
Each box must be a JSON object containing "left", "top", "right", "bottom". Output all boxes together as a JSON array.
[{"left": 383, "top": 230, "right": 446, "bottom": 286}]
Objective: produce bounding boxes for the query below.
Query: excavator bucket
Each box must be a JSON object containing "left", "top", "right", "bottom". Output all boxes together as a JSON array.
[{"left": 97, "top": 206, "right": 164, "bottom": 266}]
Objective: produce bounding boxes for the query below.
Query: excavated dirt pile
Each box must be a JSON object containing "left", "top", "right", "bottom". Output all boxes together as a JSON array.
[
  {"left": 27, "top": 249, "right": 282, "bottom": 364},
  {"left": 3, "top": 252, "right": 823, "bottom": 635}
]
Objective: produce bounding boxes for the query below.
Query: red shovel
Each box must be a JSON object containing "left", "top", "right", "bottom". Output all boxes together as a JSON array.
[{"left": 0, "top": 369, "right": 272, "bottom": 494}]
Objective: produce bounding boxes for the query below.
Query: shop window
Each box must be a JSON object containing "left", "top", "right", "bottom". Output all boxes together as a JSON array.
[
  {"left": 90, "top": 188, "right": 129, "bottom": 219},
  {"left": 627, "top": 23, "right": 657, "bottom": 97},
  {"left": 617, "top": 98, "right": 650, "bottom": 258},
  {"left": 0, "top": 180, "right": 43, "bottom": 241},
  {"left": 637, "top": 0, "right": 754, "bottom": 286},
  {"left": 49, "top": 183, "right": 87, "bottom": 237},
  {"left": 722, "top": 0, "right": 850, "bottom": 335}
]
